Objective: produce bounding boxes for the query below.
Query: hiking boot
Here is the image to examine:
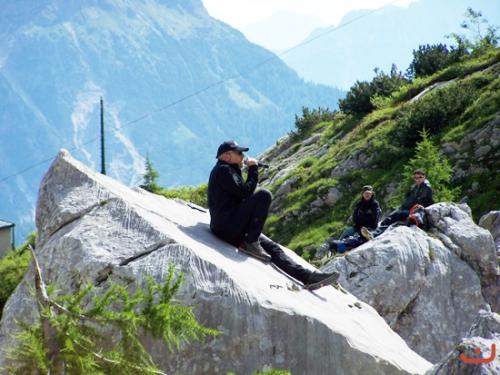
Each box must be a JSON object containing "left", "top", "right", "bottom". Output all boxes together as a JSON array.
[
  {"left": 239, "top": 241, "right": 272, "bottom": 263},
  {"left": 360, "top": 226, "right": 374, "bottom": 241},
  {"left": 304, "top": 271, "right": 340, "bottom": 290}
]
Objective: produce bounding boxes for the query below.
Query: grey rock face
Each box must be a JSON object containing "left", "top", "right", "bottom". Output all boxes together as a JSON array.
[
  {"left": 426, "top": 309, "right": 500, "bottom": 375},
  {"left": 0, "top": 150, "right": 431, "bottom": 375},
  {"left": 441, "top": 116, "right": 500, "bottom": 183},
  {"left": 325, "top": 187, "right": 342, "bottom": 206},
  {"left": 321, "top": 224, "right": 489, "bottom": 363},
  {"left": 479, "top": 211, "right": 500, "bottom": 256},
  {"left": 426, "top": 203, "right": 500, "bottom": 313},
  {"left": 330, "top": 151, "right": 371, "bottom": 178}
]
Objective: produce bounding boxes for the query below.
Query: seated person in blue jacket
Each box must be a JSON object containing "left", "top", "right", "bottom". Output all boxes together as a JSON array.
[
  {"left": 340, "top": 185, "right": 381, "bottom": 239},
  {"left": 208, "top": 140, "right": 339, "bottom": 290}
]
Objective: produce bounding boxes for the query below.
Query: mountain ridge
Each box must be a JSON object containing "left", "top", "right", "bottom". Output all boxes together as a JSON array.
[
  {"left": 281, "top": 0, "right": 500, "bottom": 89},
  {"left": 0, "top": 0, "right": 343, "bottom": 241}
]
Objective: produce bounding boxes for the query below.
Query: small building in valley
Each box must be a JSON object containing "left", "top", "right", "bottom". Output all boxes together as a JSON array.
[{"left": 0, "top": 220, "right": 15, "bottom": 258}]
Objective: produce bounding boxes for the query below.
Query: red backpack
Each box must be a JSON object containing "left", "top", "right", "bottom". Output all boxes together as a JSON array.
[{"left": 407, "top": 204, "right": 425, "bottom": 227}]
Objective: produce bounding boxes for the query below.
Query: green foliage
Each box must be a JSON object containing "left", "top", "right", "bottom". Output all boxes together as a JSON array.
[
  {"left": 140, "top": 154, "right": 161, "bottom": 193},
  {"left": 448, "top": 8, "right": 499, "bottom": 55},
  {"left": 0, "top": 232, "right": 36, "bottom": 319},
  {"left": 391, "top": 129, "right": 458, "bottom": 207},
  {"left": 254, "top": 370, "right": 291, "bottom": 375},
  {"left": 407, "top": 43, "right": 466, "bottom": 78},
  {"left": 291, "top": 107, "right": 336, "bottom": 139},
  {"left": 339, "top": 65, "right": 407, "bottom": 115},
  {"left": 338, "top": 80, "right": 373, "bottom": 114},
  {"left": 160, "top": 183, "right": 208, "bottom": 208},
  {"left": 6, "top": 265, "right": 219, "bottom": 374},
  {"left": 391, "top": 74, "right": 490, "bottom": 147},
  {"left": 390, "top": 46, "right": 499, "bottom": 105}
]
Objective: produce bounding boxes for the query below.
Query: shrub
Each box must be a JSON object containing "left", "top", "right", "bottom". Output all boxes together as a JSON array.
[
  {"left": 0, "top": 232, "right": 36, "bottom": 319},
  {"left": 339, "top": 65, "right": 407, "bottom": 115},
  {"left": 407, "top": 43, "right": 466, "bottom": 78},
  {"left": 448, "top": 8, "right": 499, "bottom": 56},
  {"left": 338, "top": 80, "right": 373, "bottom": 114},
  {"left": 391, "top": 129, "right": 459, "bottom": 207},
  {"left": 292, "top": 107, "right": 336, "bottom": 137},
  {"left": 391, "top": 77, "right": 482, "bottom": 147},
  {"left": 161, "top": 183, "right": 208, "bottom": 208}
]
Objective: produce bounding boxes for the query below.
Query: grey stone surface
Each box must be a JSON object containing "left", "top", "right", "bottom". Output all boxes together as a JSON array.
[
  {"left": 479, "top": 211, "right": 500, "bottom": 256},
  {"left": 426, "top": 203, "right": 500, "bottom": 313},
  {"left": 0, "top": 150, "right": 431, "bottom": 375},
  {"left": 426, "top": 309, "right": 500, "bottom": 375},
  {"left": 321, "top": 224, "right": 490, "bottom": 363},
  {"left": 325, "top": 187, "right": 342, "bottom": 206},
  {"left": 330, "top": 151, "right": 371, "bottom": 178}
]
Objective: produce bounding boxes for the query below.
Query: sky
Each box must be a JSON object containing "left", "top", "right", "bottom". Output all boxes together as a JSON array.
[{"left": 202, "top": 0, "right": 419, "bottom": 51}]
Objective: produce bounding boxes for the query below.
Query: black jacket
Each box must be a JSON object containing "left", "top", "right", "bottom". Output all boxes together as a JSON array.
[
  {"left": 208, "top": 160, "right": 258, "bottom": 231},
  {"left": 353, "top": 198, "right": 381, "bottom": 230},
  {"left": 401, "top": 180, "right": 434, "bottom": 210}
]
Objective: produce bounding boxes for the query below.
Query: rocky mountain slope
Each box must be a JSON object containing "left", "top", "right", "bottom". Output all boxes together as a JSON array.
[
  {"left": 0, "top": 0, "right": 342, "bottom": 241},
  {"left": 0, "top": 150, "right": 432, "bottom": 374},
  {"left": 259, "top": 48, "right": 500, "bottom": 255}
]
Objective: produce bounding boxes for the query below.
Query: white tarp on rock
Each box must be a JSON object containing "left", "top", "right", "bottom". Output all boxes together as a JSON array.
[{"left": 0, "top": 150, "right": 431, "bottom": 375}]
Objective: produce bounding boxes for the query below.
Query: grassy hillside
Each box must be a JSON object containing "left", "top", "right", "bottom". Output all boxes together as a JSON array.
[
  {"left": 157, "top": 47, "right": 499, "bottom": 260},
  {"left": 258, "top": 47, "right": 499, "bottom": 258}
]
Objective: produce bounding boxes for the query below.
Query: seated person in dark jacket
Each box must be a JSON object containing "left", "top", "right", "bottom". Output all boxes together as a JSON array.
[
  {"left": 208, "top": 140, "right": 339, "bottom": 290},
  {"left": 340, "top": 185, "right": 381, "bottom": 239},
  {"left": 380, "top": 169, "right": 433, "bottom": 227},
  {"left": 324, "top": 172, "right": 432, "bottom": 254}
]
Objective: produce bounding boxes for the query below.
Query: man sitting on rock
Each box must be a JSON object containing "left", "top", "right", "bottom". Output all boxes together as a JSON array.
[
  {"left": 208, "top": 140, "right": 339, "bottom": 290},
  {"left": 379, "top": 168, "right": 433, "bottom": 227}
]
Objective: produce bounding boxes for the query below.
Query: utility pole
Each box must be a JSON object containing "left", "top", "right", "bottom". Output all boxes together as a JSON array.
[{"left": 100, "top": 97, "right": 106, "bottom": 175}]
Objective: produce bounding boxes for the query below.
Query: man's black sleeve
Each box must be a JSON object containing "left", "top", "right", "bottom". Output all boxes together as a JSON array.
[
  {"left": 423, "top": 186, "right": 434, "bottom": 207},
  {"left": 216, "top": 165, "right": 259, "bottom": 199},
  {"left": 352, "top": 203, "right": 360, "bottom": 225}
]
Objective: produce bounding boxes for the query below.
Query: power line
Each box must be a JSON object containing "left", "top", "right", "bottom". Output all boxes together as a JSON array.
[
  {"left": 0, "top": 137, "right": 99, "bottom": 185},
  {"left": 0, "top": 0, "right": 402, "bottom": 186}
]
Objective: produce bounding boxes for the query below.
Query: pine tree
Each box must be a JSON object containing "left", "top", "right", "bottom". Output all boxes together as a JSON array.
[
  {"left": 4, "top": 248, "right": 218, "bottom": 374},
  {"left": 141, "top": 154, "right": 161, "bottom": 193},
  {"left": 397, "top": 128, "right": 459, "bottom": 204}
]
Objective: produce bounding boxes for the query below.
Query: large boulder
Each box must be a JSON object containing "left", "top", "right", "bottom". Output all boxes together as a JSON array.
[
  {"left": 426, "top": 204, "right": 500, "bottom": 314},
  {"left": 426, "top": 309, "right": 500, "bottom": 374},
  {"left": 322, "top": 203, "right": 498, "bottom": 363},
  {"left": 0, "top": 150, "right": 431, "bottom": 375},
  {"left": 479, "top": 210, "right": 500, "bottom": 257}
]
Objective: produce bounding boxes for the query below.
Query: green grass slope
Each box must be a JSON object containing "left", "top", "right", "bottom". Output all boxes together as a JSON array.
[{"left": 259, "top": 48, "right": 500, "bottom": 258}]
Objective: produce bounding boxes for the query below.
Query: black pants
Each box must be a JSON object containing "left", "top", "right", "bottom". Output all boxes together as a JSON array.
[
  {"left": 380, "top": 209, "right": 409, "bottom": 227},
  {"left": 259, "top": 236, "right": 311, "bottom": 283},
  {"left": 211, "top": 190, "right": 312, "bottom": 283},
  {"left": 212, "top": 189, "right": 273, "bottom": 245}
]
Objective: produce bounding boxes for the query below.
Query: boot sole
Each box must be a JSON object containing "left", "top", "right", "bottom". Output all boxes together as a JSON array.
[
  {"left": 305, "top": 272, "right": 340, "bottom": 290},
  {"left": 360, "top": 227, "right": 374, "bottom": 241},
  {"left": 238, "top": 247, "right": 271, "bottom": 263}
]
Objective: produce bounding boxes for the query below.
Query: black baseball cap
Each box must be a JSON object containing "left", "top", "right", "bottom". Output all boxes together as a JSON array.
[
  {"left": 362, "top": 185, "right": 374, "bottom": 192},
  {"left": 216, "top": 140, "right": 249, "bottom": 158}
]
